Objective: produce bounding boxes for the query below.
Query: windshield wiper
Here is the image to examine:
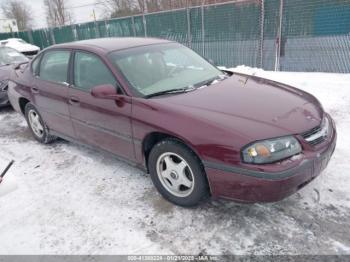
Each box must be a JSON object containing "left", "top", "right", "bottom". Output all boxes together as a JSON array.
[
  {"left": 144, "top": 74, "right": 227, "bottom": 99},
  {"left": 193, "top": 74, "right": 228, "bottom": 89},
  {"left": 145, "top": 86, "right": 196, "bottom": 98}
]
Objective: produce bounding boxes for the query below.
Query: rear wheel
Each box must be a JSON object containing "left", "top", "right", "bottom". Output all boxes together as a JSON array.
[
  {"left": 148, "top": 139, "right": 209, "bottom": 207},
  {"left": 25, "top": 103, "right": 56, "bottom": 144}
]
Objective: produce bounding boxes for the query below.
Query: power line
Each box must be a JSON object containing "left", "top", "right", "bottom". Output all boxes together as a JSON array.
[{"left": 64, "top": 1, "right": 105, "bottom": 10}]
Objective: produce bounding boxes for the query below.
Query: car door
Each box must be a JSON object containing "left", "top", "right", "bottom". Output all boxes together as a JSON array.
[
  {"left": 32, "top": 49, "right": 75, "bottom": 138},
  {"left": 68, "top": 50, "right": 134, "bottom": 160}
]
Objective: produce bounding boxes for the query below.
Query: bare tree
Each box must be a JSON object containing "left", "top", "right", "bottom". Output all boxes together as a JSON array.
[
  {"left": 44, "top": 0, "right": 74, "bottom": 27},
  {"left": 98, "top": 0, "right": 235, "bottom": 19},
  {"left": 136, "top": 0, "right": 146, "bottom": 13},
  {"left": 99, "top": 0, "right": 182, "bottom": 17},
  {"left": 99, "top": 0, "right": 140, "bottom": 18},
  {"left": 1, "top": 0, "right": 33, "bottom": 30}
]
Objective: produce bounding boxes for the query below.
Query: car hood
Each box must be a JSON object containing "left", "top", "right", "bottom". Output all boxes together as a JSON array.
[{"left": 155, "top": 74, "right": 323, "bottom": 141}]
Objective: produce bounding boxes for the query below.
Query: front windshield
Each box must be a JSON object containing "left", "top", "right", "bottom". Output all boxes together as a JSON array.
[
  {"left": 0, "top": 47, "right": 28, "bottom": 66},
  {"left": 108, "top": 43, "right": 223, "bottom": 97}
]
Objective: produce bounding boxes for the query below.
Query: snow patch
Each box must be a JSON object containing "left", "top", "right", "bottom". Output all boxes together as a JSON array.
[
  {"left": 0, "top": 68, "right": 350, "bottom": 255},
  {"left": 0, "top": 173, "right": 18, "bottom": 197}
]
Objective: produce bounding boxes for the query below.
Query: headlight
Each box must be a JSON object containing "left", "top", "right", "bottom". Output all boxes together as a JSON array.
[{"left": 242, "top": 136, "right": 302, "bottom": 164}]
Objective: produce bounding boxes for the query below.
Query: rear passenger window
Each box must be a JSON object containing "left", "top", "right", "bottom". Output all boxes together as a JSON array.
[
  {"left": 74, "top": 51, "right": 116, "bottom": 91},
  {"left": 39, "top": 50, "right": 70, "bottom": 84}
]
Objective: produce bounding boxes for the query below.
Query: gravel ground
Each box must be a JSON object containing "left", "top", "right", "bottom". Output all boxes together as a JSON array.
[{"left": 0, "top": 70, "right": 349, "bottom": 255}]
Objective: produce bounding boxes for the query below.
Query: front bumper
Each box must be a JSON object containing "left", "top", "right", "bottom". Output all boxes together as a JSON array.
[{"left": 204, "top": 118, "right": 337, "bottom": 203}]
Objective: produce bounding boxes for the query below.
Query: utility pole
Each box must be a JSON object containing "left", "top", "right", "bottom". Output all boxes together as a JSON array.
[
  {"left": 143, "top": 0, "right": 147, "bottom": 37},
  {"left": 92, "top": 9, "right": 97, "bottom": 22},
  {"left": 275, "top": 0, "right": 283, "bottom": 71},
  {"left": 92, "top": 9, "right": 100, "bottom": 37}
]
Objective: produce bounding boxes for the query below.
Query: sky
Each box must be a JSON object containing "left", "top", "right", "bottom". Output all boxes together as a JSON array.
[{"left": 0, "top": 0, "right": 104, "bottom": 29}]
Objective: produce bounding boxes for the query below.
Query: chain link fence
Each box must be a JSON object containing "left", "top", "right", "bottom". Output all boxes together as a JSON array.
[{"left": 1, "top": 0, "right": 350, "bottom": 73}]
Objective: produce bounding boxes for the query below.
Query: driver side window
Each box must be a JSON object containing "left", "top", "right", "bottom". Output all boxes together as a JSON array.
[{"left": 74, "top": 51, "right": 116, "bottom": 92}]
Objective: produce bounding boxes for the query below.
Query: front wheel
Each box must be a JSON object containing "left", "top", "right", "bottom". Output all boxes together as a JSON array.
[
  {"left": 25, "top": 103, "right": 56, "bottom": 144},
  {"left": 148, "top": 139, "right": 209, "bottom": 207}
]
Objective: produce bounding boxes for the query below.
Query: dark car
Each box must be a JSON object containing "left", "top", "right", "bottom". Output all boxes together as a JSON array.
[
  {"left": 8, "top": 38, "right": 336, "bottom": 206},
  {"left": 0, "top": 46, "right": 29, "bottom": 107}
]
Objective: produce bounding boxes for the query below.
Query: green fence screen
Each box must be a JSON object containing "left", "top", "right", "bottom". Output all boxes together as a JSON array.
[{"left": 1, "top": 0, "right": 350, "bottom": 73}]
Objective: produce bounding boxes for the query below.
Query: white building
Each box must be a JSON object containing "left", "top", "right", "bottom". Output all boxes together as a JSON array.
[{"left": 0, "top": 19, "right": 19, "bottom": 33}]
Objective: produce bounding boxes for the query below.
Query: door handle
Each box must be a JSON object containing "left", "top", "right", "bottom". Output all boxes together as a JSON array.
[
  {"left": 31, "top": 87, "right": 39, "bottom": 94},
  {"left": 69, "top": 97, "right": 80, "bottom": 105}
]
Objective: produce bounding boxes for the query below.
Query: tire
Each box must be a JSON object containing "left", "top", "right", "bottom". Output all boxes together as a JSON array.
[
  {"left": 148, "top": 139, "right": 210, "bottom": 207},
  {"left": 25, "top": 103, "right": 56, "bottom": 144}
]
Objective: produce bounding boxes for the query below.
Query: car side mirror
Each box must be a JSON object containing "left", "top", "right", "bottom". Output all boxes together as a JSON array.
[
  {"left": 13, "top": 61, "right": 29, "bottom": 70},
  {"left": 91, "top": 84, "right": 122, "bottom": 99},
  {"left": 208, "top": 59, "right": 216, "bottom": 66}
]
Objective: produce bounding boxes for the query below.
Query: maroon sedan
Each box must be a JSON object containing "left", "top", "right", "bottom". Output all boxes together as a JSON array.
[{"left": 8, "top": 38, "right": 336, "bottom": 206}]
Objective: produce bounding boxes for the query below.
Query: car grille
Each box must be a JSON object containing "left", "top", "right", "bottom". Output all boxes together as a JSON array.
[
  {"left": 0, "top": 80, "right": 8, "bottom": 92},
  {"left": 301, "top": 117, "right": 330, "bottom": 146},
  {"left": 306, "top": 135, "right": 327, "bottom": 146}
]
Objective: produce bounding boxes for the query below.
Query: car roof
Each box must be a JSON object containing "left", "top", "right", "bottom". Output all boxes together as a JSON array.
[{"left": 49, "top": 37, "right": 174, "bottom": 54}]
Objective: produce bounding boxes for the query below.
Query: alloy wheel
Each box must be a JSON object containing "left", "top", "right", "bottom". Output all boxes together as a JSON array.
[
  {"left": 28, "top": 109, "right": 44, "bottom": 138},
  {"left": 156, "top": 152, "right": 195, "bottom": 197}
]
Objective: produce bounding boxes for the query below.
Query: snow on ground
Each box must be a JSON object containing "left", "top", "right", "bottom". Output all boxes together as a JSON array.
[{"left": 0, "top": 68, "right": 350, "bottom": 255}]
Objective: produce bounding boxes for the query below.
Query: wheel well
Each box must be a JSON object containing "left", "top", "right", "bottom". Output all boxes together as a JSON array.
[
  {"left": 19, "top": 97, "right": 30, "bottom": 115},
  {"left": 142, "top": 132, "right": 202, "bottom": 171}
]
